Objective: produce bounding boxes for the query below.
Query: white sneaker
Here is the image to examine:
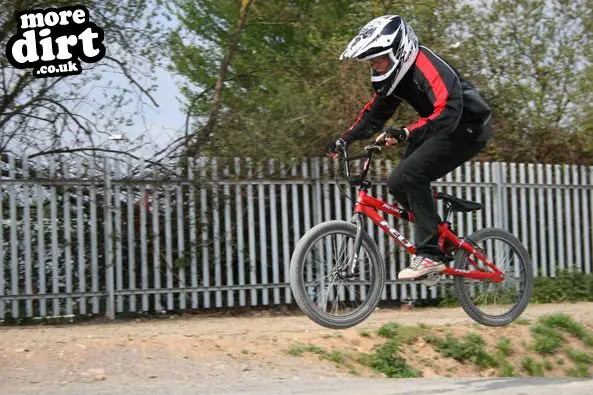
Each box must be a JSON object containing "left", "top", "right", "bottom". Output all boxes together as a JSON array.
[{"left": 398, "top": 255, "right": 445, "bottom": 280}]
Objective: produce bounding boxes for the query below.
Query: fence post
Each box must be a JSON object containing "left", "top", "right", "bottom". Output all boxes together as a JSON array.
[
  {"left": 104, "top": 157, "right": 115, "bottom": 319},
  {"left": 0, "top": 171, "right": 4, "bottom": 320},
  {"left": 492, "top": 162, "right": 506, "bottom": 230}
]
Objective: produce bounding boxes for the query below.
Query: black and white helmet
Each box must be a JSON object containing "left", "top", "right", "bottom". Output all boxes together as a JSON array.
[{"left": 340, "top": 15, "right": 419, "bottom": 96}]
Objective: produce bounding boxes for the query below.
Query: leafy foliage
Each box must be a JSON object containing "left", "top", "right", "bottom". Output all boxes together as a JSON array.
[
  {"left": 499, "top": 360, "right": 517, "bottom": 377},
  {"left": 538, "top": 313, "right": 593, "bottom": 347},
  {"left": 531, "top": 270, "right": 593, "bottom": 304},
  {"left": 567, "top": 349, "right": 593, "bottom": 365},
  {"left": 567, "top": 364, "right": 592, "bottom": 378},
  {"left": 359, "top": 341, "right": 422, "bottom": 378},
  {"left": 530, "top": 324, "right": 564, "bottom": 355},
  {"left": 521, "top": 356, "right": 544, "bottom": 376},
  {"left": 377, "top": 322, "right": 400, "bottom": 339},
  {"left": 496, "top": 337, "right": 513, "bottom": 357},
  {"left": 457, "top": 0, "right": 593, "bottom": 164},
  {"left": 170, "top": 0, "right": 593, "bottom": 164},
  {"left": 425, "top": 332, "right": 498, "bottom": 368}
]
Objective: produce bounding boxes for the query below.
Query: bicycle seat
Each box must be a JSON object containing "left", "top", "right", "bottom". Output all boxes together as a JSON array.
[{"left": 435, "top": 192, "right": 482, "bottom": 212}]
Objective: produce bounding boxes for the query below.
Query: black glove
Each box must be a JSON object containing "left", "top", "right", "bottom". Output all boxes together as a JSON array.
[
  {"left": 326, "top": 137, "right": 347, "bottom": 155},
  {"left": 384, "top": 127, "right": 409, "bottom": 143}
]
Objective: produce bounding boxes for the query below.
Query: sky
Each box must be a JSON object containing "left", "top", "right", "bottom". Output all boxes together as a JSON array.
[
  {"left": 112, "top": 64, "right": 187, "bottom": 158},
  {"left": 98, "top": 11, "right": 188, "bottom": 160},
  {"left": 2, "top": 6, "right": 188, "bottom": 160}
]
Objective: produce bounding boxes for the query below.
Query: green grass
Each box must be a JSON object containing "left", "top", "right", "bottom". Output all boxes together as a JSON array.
[
  {"left": 496, "top": 337, "right": 512, "bottom": 357},
  {"left": 287, "top": 343, "right": 349, "bottom": 369},
  {"left": 531, "top": 270, "right": 593, "bottom": 304},
  {"left": 529, "top": 314, "right": 593, "bottom": 358},
  {"left": 287, "top": 343, "right": 325, "bottom": 357},
  {"left": 538, "top": 314, "right": 593, "bottom": 347},
  {"left": 287, "top": 315, "right": 593, "bottom": 380},
  {"left": 499, "top": 361, "right": 517, "bottom": 377},
  {"left": 425, "top": 332, "right": 498, "bottom": 369},
  {"left": 542, "top": 358, "right": 553, "bottom": 371},
  {"left": 530, "top": 324, "right": 564, "bottom": 355},
  {"left": 359, "top": 341, "right": 421, "bottom": 378},
  {"left": 566, "top": 349, "right": 593, "bottom": 365},
  {"left": 377, "top": 323, "right": 400, "bottom": 339},
  {"left": 329, "top": 350, "right": 346, "bottom": 364},
  {"left": 376, "top": 323, "right": 428, "bottom": 345},
  {"left": 566, "top": 364, "right": 591, "bottom": 378},
  {"left": 521, "top": 356, "right": 544, "bottom": 376}
]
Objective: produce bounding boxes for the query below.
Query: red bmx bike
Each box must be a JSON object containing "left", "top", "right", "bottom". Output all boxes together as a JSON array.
[{"left": 289, "top": 142, "right": 533, "bottom": 329}]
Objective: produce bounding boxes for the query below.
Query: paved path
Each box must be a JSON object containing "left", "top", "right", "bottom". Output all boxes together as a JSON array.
[{"left": 5, "top": 377, "right": 593, "bottom": 395}]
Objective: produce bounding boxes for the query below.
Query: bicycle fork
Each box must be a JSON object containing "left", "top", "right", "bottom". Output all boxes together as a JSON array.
[{"left": 347, "top": 213, "right": 365, "bottom": 276}]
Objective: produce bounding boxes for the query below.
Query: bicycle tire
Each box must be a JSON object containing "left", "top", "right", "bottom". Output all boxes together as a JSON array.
[
  {"left": 289, "top": 220, "right": 385, "bottom": 329},
  {"left": 453, "top": 227, "right": 533, "bottom": 326}
]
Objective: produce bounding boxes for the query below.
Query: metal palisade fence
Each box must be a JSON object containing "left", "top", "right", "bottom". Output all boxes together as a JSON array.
[{"left": 0, "top": 153, "right": 592, "bottom": 320}]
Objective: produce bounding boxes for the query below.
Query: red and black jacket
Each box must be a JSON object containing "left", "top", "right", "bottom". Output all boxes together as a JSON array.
[{"left": 342, "top": 46, "right": 490, "bottom": 145}]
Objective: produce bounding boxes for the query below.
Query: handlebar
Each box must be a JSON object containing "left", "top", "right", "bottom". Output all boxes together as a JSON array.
[{"left": 337, "top": 141, "right": 383, "bottom": 186}]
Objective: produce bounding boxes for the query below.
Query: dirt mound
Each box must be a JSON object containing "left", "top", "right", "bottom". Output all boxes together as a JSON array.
[{"left": 1, "top": 302, "right": 593, "bottom": 392}]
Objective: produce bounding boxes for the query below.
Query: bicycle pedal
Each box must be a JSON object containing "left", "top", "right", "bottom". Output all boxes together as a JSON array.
[
  {"left": 397, "top": 272, "right": 442, "bottom": 287},
  {"left": 420, "top": 272, "right": 442, "bottom": 287}
]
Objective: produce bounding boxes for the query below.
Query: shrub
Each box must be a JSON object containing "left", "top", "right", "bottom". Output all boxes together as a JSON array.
[
  {"left": 426, "top": 332, "right": 498, "bottom": 369},
  {"left": 521, "top": 356, "right": 544, "bottom": 376},
  {"left": 360, "top": 341, "right": 421, "bottom": 378},
  {"left": 496, "top": 337, "right": 512, "bottom": 357}
]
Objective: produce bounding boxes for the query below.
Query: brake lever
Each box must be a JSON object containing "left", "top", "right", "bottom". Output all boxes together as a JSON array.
[
  {"left": 364, "top": 142, "right": 383, "bottom": 151},
  {"left": 365, "top": 131, "right": 387, "bottom": 151}
]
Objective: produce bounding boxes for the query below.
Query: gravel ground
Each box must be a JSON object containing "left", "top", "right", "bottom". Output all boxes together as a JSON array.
[{"left": 1, "top": 302, "right": 593, "bottom": 394}]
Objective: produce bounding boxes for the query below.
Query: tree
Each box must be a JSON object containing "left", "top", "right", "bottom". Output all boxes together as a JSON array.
[
  {"left": 169, "top": 0, "right": 481, "bottom": 160},
  {"left": 458, "top": 0, "right": 593, "bottom": 163},
  {"left": 170, "top": 0, "right": 593, "bottom": 164},
  {"left": 169, "top": 0, "right": 372, "bottom": 160},
  {"left": 0, "top": 0, "right": 171, "bottom": 156}
]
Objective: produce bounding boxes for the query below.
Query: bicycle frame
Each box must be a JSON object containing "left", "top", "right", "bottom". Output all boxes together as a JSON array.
[{"left": 343, "top": 145, "right": 503, "bottom": 283}]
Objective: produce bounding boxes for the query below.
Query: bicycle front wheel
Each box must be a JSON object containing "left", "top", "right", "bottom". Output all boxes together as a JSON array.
[
  {"left": 453, "top": 227, "right": 533, "bottom": 326},
  {"left": 289, "top": 220, "right": 385, "bottom": 329}
]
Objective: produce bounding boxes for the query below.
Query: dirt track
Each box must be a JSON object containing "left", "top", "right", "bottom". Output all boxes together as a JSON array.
[{"left": 1, "top": 302, "right": 593, "bottom": 394}]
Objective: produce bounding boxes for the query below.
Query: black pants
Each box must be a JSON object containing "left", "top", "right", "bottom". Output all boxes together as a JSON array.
[{"left": 387, "top": 134, "right": 486, "bottom": 257}]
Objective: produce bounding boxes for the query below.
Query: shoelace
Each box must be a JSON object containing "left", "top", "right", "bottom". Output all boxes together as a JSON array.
[{"left": 410, "top": 256, "right": 424, "bottom": 270}]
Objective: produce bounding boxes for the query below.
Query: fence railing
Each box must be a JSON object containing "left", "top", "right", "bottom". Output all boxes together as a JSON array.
[{"left": 0, "top": 153, "right": 591, "bottom": 320}]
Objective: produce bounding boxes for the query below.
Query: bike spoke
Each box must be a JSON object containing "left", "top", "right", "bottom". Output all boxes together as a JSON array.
[
  {"left": 460, "top": 236, "right": 528, "bottom": 318},
  {"left": 301, "top": 231, "right": 375, "bottom": 318}
]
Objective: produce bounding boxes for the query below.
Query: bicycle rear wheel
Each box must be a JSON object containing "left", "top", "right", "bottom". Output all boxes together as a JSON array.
[
  {"left": 289, "top": 220, "right": 385, "bottom": 329},
  {"left": 453, "top": 227, "right": 533, "bottom": 326}
]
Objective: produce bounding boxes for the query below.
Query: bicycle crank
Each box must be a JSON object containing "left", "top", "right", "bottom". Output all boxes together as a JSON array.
[{"left": 420, "top": 272, "right": 442, "bottom": 287}]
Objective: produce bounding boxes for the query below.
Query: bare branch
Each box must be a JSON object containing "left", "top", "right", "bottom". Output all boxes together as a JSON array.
[
  {"left": 28, "top": 147, "right": 178, "bottom": 177},
  {"left": 29, "top": 147, "right": 141, "bottom": 160},
  {"left": 104, "top": 55, "right": 160, "bottom": 107},
  {"left": 36, "top": 98, "right": 94, "bottom": 136}
]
